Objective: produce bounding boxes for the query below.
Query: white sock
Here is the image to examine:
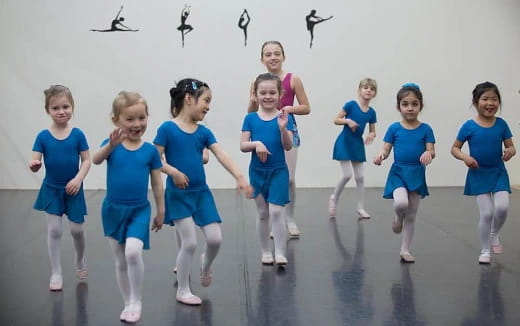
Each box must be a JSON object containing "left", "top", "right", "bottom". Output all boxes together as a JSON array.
[
  {"left": 490, "top": 191, "right": 509, "bottom": 243},
  {"left": 69, "top": 220, "right": 86, "bottom": 269},
  {"left": 109, "top": 239, "right": 130, "bottom": 306},
  {"left": 125, "top": 238, "right": 144, "bottom": 305},
  {"left": 201, "top": 223, "right": 222, "bottom": 274},
  {"left": 46, "top": 214, "right": 63, "bottom": 280},
  {"left": 255, "top": 195, "right": 272, "bottom": 256},
  {"left": 175, "top": 218, "right": 197, "bottom": 297},
  {"left": 476, "top": 194, "right": 493, "bottom": 255},
  {"left": 270, "top": 204, "right": 287, "bottom": 258},
  {"left": 284, "top": 147, "right": 298, "bottom": 225}
]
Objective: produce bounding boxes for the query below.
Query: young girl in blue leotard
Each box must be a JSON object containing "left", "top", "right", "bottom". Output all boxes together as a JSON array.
[
  {"left": 451, "top": 81, "right": 516, "bottom": 264},
  {"left": 30, "top": 85, "right": 91, "bottom": 292},
  {"left": 241, "top": 73, "right": 295, "bottom": 266},
  {"left": 329, "top": 78, "right": 377, "bottom": 219},
  {"left": 373, "top": 83, "right": 436, "bottom": 263},
  {"left": 93, "top": 91, "right": 165, "bottom": 323},
  {"left": 154, "top": 78, "right": 251, "bottom": 306}
]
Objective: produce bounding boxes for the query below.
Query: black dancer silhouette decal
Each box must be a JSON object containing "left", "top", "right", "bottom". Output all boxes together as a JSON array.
[
  {"left": 177, "top": 5, "right": 194, "bottom": 47},
  {"left": 238, "top": 9, "right": 251, "bottom": 47},
  {"left": 90, "top": 6, "right": 139, "bottom": 32},
  {"left": 305, "top": 9, "right": 333, "bottom": 48}
]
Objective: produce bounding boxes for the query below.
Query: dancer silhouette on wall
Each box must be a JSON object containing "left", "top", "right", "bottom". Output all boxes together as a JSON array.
[
  {"left": 238, "top": 9, "right": 251, "bottom": 47},
  {"left": 90, "top": 6, "right": 139, "bottom": 32},
  {"left": 177, "top": 5, "right": 194, "bottom": 47},
  {"left": 305, "top": 9, "right": 333, "bottom": 48}
]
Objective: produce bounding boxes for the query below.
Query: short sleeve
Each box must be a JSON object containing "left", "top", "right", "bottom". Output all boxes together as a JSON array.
[
  {"left": 32, "top": 131, "right": 45, "bottom": 153},
  {"left": 203, "top": 126, "right": 217, "bottom": 147},
  {"left": 76, "top": 129, "right": 89, "bottom": 151},
  {"left": 369, "top": 108, "right": 377, "bottom": 124},
  {"left": 241, "top": 114, "right": 251, "bottom": 132},
  {"left": 149, "top": 144, "right": 163, "bottom": 170},
  {"left": 425, "top": 124, "right": 436, "bottom": 143},
  {"left": 383, "top": 123, "right": 397, "bottom": 144},
  {"left": 500, "top": 118, "right": 513, "bottom": 140},
  {"left": 456, "top": 121, "right": 470, "bottom": 143},
  {"left": 153, "top": 122, "right": 168, "bottom": 147}
]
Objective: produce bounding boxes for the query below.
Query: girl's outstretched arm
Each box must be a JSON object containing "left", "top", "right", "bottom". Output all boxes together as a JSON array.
[
  {"left": 150, "top": 168, "right": 165, "bottom": 232},
  {"left": 502, "top": 138, "right": 516, "bottom": 161},
  {"left": 92, "top": 128, "right": 126, "bottom": 164},
  {"left": 451, "top": 140, "right": 478, "bottom": 168},
  {"left": 209, "top": 143, "right": 252, "bottom": 196},
  {"left": 29, "top": 151, "right": 43, "bottom": 172},
  {"left": 154, "top": 144, "right": 190, "bottom": 189},
  {"left": 373, "top": 142, "right": 393, "bottom": 165},
  {"left": 283, "top": 75, "right": 310, "bottom": 115}
]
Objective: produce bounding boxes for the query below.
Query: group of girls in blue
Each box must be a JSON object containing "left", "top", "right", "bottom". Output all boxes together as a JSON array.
[{"left": 29, "top": 39, "right": 515, "bottom": 323}]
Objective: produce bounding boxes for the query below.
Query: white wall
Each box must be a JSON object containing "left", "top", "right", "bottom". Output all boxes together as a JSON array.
[{"left": 1, "top": 0, "right": 519, "bottom": 189}]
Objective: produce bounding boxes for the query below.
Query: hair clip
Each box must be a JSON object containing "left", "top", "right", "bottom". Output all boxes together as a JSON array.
[
  {"left": 402, "top": 82, "right": 420, "bottom": 90},
  {"left": 191, "top": 81, "right": 198, "bottom": 90}
]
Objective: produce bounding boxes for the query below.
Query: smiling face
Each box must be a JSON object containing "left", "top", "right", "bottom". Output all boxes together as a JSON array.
[
  {"left": 475, "top": 90, "right": 500, "bottom": 119},
  {"left": 114, "top": 103, "right": 148, "bottom": 142},
  {"left": 261, "top": 43, "right": 285, "bottom": 73},
  {"left": 47, "top": 94, "right": 73, "bottom": 126},
  {"left": 398, "top": 92, "right": 422, "bottom": 122},
  {"left": 188, "top": 88, "right": 212, "bottom": 121},
  {"left": 255, "top": 80, "right": 281, "bottom": 111}
]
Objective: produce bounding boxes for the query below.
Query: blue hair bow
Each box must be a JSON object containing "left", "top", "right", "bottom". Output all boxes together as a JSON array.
[{"left": 402, "top": 82, "right": 420, "bottom": 90}]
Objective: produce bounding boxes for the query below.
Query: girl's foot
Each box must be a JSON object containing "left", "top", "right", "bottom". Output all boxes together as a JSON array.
[
  {"left": 275, "top": 255, "right": 288, "bottom": 266},
  {"left": 49, "top": 275, "right": 63, "bottom": 291},
  {"left": 287, "top": 222, "right": 300, "bottom": 237},
  {"left": 119, "top": 306, "right": 129, "bottom": 321},
  {"left": 356, "top": 208, "right": 371, "bottom": 219},
  {"left": 400, "top": 252, "right": 415, "bottom": 263},
  {"left": 200, "top": 254, "right": 212, "bottom": 287},
  {"left": 491, "top": 236, "right": 504, "bottom": 254},
  {"left": 125, "top": 303, "right": 142, "bottom": 323},
  {"left": 176, "top": 293, "right": 202, "bottom": 305},
  {"left": 261, "top": 252, "right": 274, "bottom": 265},
  {"left": 478, "top": 254, "right": 491, "bottom": 264},
  {"left": 328, "top": 195, "right": 336, "bottom": 218},
  {"left": 76, "top": 267, "right": 88, "bottom": 281}
]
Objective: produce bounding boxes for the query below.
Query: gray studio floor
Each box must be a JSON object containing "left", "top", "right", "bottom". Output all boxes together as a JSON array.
[{"left": 1, "top": 187, "right": 519, "bottom": 326}]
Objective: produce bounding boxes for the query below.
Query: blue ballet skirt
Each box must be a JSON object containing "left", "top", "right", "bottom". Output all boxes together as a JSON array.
[
  {"left": 33, "top": 182, "right": 87, "bottom": 223},
  {"left": 333, "top": 131, "right": 366, "bottom": 162},
  {"left": 464, "top": 165, "right": 511, "bottom": 195},
  {"left": 101, "top": 198, "right": 151, "bottom": 249},
  {"left": 383, "top": 163, "right": 429, "bottom": 199}
]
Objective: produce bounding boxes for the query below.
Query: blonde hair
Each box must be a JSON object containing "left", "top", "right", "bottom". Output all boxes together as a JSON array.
[
  {"left": 111, "top": 91, "right": 148, "bottom": 122},
  {"left": 44, "top": 85, "right": 74, "bottom": 113},
  {"left": 358, "top": 78, "right": 378, "bottom": 94}
]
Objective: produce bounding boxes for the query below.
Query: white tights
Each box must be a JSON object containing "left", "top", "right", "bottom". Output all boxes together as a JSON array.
[
  {"left": 392, "top": 188, "right": 421, "bottom": 254},
  {"left": 332, "top": 161, "right": 366, "bottom": 210},
  {"left": 175, "top": 218, "right": 222, "bottom": 297},
  {"left": 476, "top": 191, "right": 509, "bottom": 255},
  {"left": 285, "top": 147, "right": 298, "bottom": 225},
  {"left": 255, "top": 195, "right": 287, "bottom": 258},
  {"left": 109, "top": 237, "right": 144, "bottom": 311},
  {"left": 46, "top": 214, "right": 86, "bottom": 280}
]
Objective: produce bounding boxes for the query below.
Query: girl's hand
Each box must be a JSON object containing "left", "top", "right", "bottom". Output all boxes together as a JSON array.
[
  {"left": 109, "top": 128, "right": 126, "bottom": 147},
  {"left": 364, "top": 133, "right": 375, "bottom": 145},
  {"left": 419, "top": 151, "right": 433, "bottom": 166},
  {"left": 255, "top": 142, "right": 271, "bottom": 163},
  {"left": 463, "top": 156, "right": 479, "bottom": 168},
  {"left": 236, "top": 175, "right": 254, "bottom": 198},
  {"left": 373, "top": 152, "right": 385, "bottom": 165},
  {"left": 151, "top": 213, "right": 164, "bottom": 232},
  {"left": 278, "top": 109, "right": 288, "bottom": 129},
  {"left": 65, "top": 177, "right": 82, "bottom": 196},
  {"left": 29, "top": 160, "right": 42, "bottom": 172},
  {"left": 346, "top": 119, "right": 359, "bottom": 132},
  {"left": 172, "top": 170, "right": 190, "bottom": 189},
  {"left": 503, "top": 147, "right": 516, "bottom": 161}
]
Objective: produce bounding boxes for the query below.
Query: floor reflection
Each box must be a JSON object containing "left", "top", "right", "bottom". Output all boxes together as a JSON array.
[
  {"left": 76, "top": 282, "right": 88, "bottom": 326},
  {"left": 330, "top": 219, "right": 373, "bottom": 325},
  {"left": 461, "top": 263, "right": 505, "bottom": 326},
  {"left": 384, "top": 264, "right": 425, "bottom": 325},
  {"left": 174, "top": 299, "right": 213, "bottom": 326},
  {"left": 50, "top": 290, "right": 64, "bottom": 326},
  {"left": 254, "top": 240, "right": 300, "bottom": 326}
]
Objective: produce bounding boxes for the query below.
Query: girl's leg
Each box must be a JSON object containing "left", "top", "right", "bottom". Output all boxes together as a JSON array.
[
  {"left": 109, "top": 239, "right": 131, "bottom": 319},
  {"left": 400, "top": 192, "right": 420, "bottom": 257},
  {"left": 254, "top": 195, "right": 273, "bottom": 264},
  {"left": 172, "top": 227, "right": 181, "bottom": 273},
  {"left": 200, "top": 222, "right": 222, "bottom": 286},
  {"left": 270, "top": 203, "right": 288, "bottom": 264},
  {"left": 46, "top": 213, "right": 63, "bottom": 288},
  {"left": 329, "top": 160, "right": 353, "bottom": 217},
  {"left": 352, "top": 161, "right": 369, "bottom": 218},
  {"left": 124, "top": 237, "right": 144, "bottom": 322},
  {"left": 490, "top": 191, "right": 509, "bottom": 253},
  {"left": 285, "top": 147, "right": 299, "bottom": 236},
  {"left": 175, "top": 217, "right": 201, "bottom": 304},
  {"left": 68, "top": 220, "right": 87, "bottom": 278},
  {"left": 476, "top": 193, "right": 494, "bottom": 263},
  {"left": 392, "top": 187, "right": 408, "bottom": 234}
]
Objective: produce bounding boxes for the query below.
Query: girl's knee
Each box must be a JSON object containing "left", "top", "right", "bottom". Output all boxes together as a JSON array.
[{"left": 48, "top": 226, "right": 62, "bottom": 239}]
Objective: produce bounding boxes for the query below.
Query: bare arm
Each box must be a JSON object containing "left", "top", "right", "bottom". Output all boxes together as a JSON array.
[
  {"left": 502, "top": 138, "right": 516, "bottom": 161},
  {"left": 373, "top": 142, "right": 393, "bottom": 165},
  {"left": 283, "top": 75, "right": 310, "bottom": 115},
  {"left": 451, "top": 139, "right": 478, "bottom": 168},
  {"left": 150, "top": 168, "right": 165, "bottom": 232},
  {"left": 365, "top": 123, "right": 376, "bottom": 145},
  {"left": 419, "top": 142, "right": 435, "bottom": 166},
  {"left": 240, "top": 131, "right": 271, "bottom": 163},
  {"left": 209, "top": 143, "right": 251, "bottom": 195},
  {"left": 154, "top": 144, "right": 190, "bottom": 189},
  {"left": 247, "top": 82, "right": 258, "bottom": 113},
  {"left": 29, "top": 151, "right": 43, "bottom": 172}
]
